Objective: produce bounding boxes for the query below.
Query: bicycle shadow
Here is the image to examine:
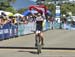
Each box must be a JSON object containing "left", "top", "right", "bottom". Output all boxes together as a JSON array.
[{"left": 18, "top": 50, "right": 38, "bottom": 54}]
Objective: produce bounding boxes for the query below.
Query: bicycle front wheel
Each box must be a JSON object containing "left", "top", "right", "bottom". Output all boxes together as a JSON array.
[{"left": 36, "top": 35, "right": 42, "bottom": 54}]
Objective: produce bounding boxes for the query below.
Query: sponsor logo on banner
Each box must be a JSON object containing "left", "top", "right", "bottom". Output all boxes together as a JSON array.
[
  {"left": 56, "top": 13, "right": 61, "bottom": 16},
  {"left": 4, "top": 29, "right": 9, "bottom": 33},
  {"left": 0, "top": 30, "right": 3, "bottom": 34},
  {"left": 56, "top": 10, "right": 60, "bottom": 13},
  {"left": 55, "top": 6, "right": 61, "bottom": 23},
  {"left": 56, "top": 6, "right": 60, "bottom": 10},
  {"left": 56, "top": 6, "right": 60, "bottom": 17},
  {"left": 9, "top": 29, "right": 12, "bottom": 36}
]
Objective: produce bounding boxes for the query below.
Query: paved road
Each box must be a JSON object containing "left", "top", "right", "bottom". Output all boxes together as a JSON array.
[{"left": 0, "top": 29, "right": 75, "bottom": 57}]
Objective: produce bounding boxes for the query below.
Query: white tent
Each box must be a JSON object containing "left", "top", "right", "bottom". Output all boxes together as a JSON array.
[
  {"left": 14, "top": 13, "right": 24, "bottom": 17},
  {"left": 4, "top": 12, "right": 13, "bottom": 16},
  {"left": 0, "top": 11, "right": 13, "bottom": 16}
]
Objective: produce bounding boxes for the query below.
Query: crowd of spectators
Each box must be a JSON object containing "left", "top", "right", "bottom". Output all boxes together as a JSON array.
[{"left": 0, "top": 12, "right": 36, "bottom": 27}]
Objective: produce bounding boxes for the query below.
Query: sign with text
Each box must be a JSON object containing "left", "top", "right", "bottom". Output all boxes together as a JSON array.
[{"left": 56, "top": 6, "right": 61, "bottom": 17}]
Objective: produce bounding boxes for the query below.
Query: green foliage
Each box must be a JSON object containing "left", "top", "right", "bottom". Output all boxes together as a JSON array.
[
  {"left": 5, "top": 7, "right": 17, "bottom": 14},
  {"left": 0, "top": 0, "right": 16, "bottom": 13},
  {"left": 46, "top": 4, "right": 55, "bottom": 16},
  {"left": 61, "top": 3, "right": 75, "bottom": 16}
]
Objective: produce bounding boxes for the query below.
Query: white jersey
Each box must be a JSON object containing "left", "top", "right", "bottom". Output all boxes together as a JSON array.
[{"left": 36, "top": 16, "right": 44, "bottom": 21}]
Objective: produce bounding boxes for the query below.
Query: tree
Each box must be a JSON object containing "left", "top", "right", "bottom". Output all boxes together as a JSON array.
[
  {"left": 0, "top": 0, "right": 16, "bottom": 13},
  {"left": 46, "top": 4, "right": 55, "bottom": 16},
  {"left": 5, "top": 7, "right": 17, "bottom": 14},
  {"left": 61, "top": 3, "right": 75, "bottom": 16}
]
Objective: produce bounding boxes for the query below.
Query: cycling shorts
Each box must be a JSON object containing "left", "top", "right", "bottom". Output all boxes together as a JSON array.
[{"left": 36, "top": 21, "right": 43, "bottom": 31}]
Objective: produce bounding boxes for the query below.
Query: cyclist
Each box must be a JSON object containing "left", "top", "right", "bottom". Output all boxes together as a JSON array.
[{"left": 35, "top": 13, "right": 44, "bottom": 46}]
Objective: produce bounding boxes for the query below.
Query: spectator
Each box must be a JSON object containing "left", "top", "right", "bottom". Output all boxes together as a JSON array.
[{"left": 48, "top": 16, "right": 54, "bottom": 30}]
